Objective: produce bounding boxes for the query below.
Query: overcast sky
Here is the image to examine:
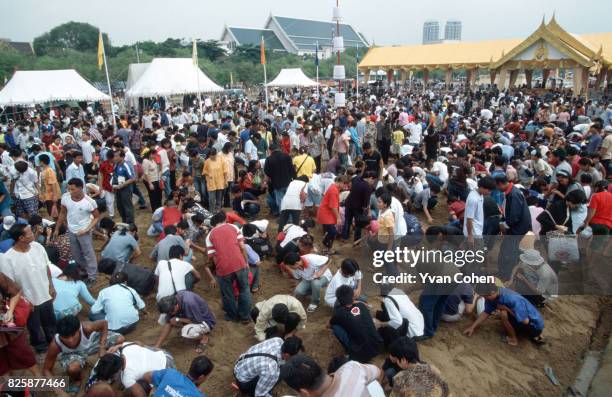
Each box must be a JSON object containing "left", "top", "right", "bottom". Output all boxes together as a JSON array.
[{"left": 1, "top": 0, "right": 610, "bottom": 46}]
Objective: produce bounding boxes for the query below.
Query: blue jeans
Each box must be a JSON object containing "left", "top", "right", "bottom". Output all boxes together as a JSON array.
[
  {"left": 274, "top": 188, "right": 287, "bottom": 214},
  {"left": 332, "top": 324, "right": 350, "bottom": 352},
  {"left": 217, "top": 268, "right": 252, "bottom": 321},
  {"left": 418, "top": 294, "right": 449, "bottom": 337},
  {"left": 426, "top": 173, "right": 444, "bottom": 189},
  {"left": 208, "top": 189, "right": 223, "bottom": 213},
  {"left": 267, "top": 191, "right": 279, "bottom": 216},
  {"left": 162, "top": 170, "right": 172, "bottom": 199},
  {"left": 295, "top": 278, "right": 329, "bottom": 305},
  {"left": 0, "top": 207, "right": 12, "bottom": 217},
  {"left": 132, "top": 183, "right": 146, "bottom": 207},
  {"left": 243, "top": 203, "right": 261, "bottom": 217}
]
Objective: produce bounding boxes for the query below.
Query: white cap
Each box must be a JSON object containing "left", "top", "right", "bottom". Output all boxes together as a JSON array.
[{"left": 2, "top": 216, "right": 15, "bottom": 231}]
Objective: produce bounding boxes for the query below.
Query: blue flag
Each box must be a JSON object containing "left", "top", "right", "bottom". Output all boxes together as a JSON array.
[{"left": 315, "top": 44, "right": 319, "bottom": 66}]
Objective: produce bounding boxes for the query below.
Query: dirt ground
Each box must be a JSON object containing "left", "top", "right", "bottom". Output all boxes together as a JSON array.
[{"left": 79, "top": 185, "right": 611, "bottom": 397}]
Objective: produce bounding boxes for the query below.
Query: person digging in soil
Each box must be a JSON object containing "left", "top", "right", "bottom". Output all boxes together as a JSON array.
[
  {"left": 156, "top": 291, "right": 216, "bottom": 353},
  {"left": 463, "top": 283, "right": 545, "bottom": 346}
]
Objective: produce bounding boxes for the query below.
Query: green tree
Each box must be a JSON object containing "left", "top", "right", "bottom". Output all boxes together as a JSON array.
[
  {"left": 196, "top": 40, "right": 226, "bottom": 61},
  {"left": 33, "top": 21, "right": 110, "bottom": 56},
  {"left": 232, "top": 44, "right": 261, "bottom": 64}
]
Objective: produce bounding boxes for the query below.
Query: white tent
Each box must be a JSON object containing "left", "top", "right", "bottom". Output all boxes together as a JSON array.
[
  {"left": 126, "top": 63, "right": 151, "bottom": 91},
  {"left": 266, "top": 68, "right": 319, "bottom": 87},
  {"left": 125, "top": 58, "right": 223, "bottom": 98},
  {"left": 0, "top": 69, "right": 110, "bottom": 106}
]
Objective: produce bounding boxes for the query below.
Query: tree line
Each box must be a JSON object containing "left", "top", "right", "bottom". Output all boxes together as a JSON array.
[{"left": 0, "top": 21, "right": 366, "bottom": 89}]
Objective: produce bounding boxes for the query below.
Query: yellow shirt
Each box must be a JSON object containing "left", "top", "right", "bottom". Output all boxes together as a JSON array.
[
  {"left": 293, "top": 154, "right": 316, "bottom": 179},
  {"left": 392, "top": 129, "right": 404, "bottom": 146},
  {"left": 202, "top": 157, "right": 228, "bottom": 191},
  {"left": 40, "top": 167, "right": 60, "bottom": 202}
]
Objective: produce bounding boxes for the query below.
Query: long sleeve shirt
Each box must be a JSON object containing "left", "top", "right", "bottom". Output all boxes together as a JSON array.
[{"left": 253, "top": 295, "right": 307, "bottom": 341}]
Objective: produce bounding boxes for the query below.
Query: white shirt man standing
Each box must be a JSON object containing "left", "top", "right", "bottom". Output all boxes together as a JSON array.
[
  {"left": 54, "top": 178, "right": 100, "bottom": 285},
  {"left": 464, "top": 176, "right": 495, "bottom": 244}
]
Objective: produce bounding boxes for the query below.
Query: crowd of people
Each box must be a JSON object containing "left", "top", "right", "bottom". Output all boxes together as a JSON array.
[{"left": 0, "top": 82, "right": 611, "bottom": 396}]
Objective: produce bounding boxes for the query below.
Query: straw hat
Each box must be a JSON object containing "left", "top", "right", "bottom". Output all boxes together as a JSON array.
[{"left": 519, "top": 249, "right": 545, "bottom": 267}]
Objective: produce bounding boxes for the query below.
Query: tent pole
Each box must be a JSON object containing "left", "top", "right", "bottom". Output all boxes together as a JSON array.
[{"left": 101, "top": 36, "right": 117, "bottom": 132}]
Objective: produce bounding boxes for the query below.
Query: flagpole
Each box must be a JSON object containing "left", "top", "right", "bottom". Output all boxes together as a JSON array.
[
  {"left": 261, "top": 36, "right": 269, "bottom": 109},
  {"left": 101, "top": 32, "right": 117, "bottom": 132},
  {"left": 356, "top": 43, "right": 359, "bottom": 95},
  {"left": 316, "top": 41, "right": 320, "bottom": 97},
  {"left": 193, "top": 39, "right": 202, "bottom": 114}
]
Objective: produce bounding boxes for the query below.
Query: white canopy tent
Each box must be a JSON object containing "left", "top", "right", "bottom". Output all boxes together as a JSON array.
[
  {"left": 266, "top": 68, "right": 319, "bottom": 87},
  {"left": 126, "top": 63, "right": 151, "bottom": 92},
  {"left": 0, "top": 69, "right": 110, "bottom": 106},
  {"left": 125, "top": 58, "right": 223, "bottom": 98}
]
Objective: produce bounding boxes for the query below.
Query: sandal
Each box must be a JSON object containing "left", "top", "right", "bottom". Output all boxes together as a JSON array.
[
  {"left": 251, "top": 287, "right": 260, "bottom": 293},
  {"left": 531, "top": 336, "right": 547, "bottom": 346},
  {"left": 195, "top": 342, "right": 208, "bottom": 354}
]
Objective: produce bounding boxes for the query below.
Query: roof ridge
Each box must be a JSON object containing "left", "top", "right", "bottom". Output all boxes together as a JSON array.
[
  {"left": 227, "top": 26, "right": 276, "bottom": 32},
  {"left": 271, "top": 14, "right": 354, "bottom": 27}
]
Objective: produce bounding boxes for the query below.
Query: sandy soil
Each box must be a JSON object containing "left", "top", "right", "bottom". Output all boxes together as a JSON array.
[{"left": 78, "top": 186, "right": 610, "bottom": 397}]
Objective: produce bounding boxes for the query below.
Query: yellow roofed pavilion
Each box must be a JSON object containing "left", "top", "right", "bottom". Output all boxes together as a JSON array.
[{"left": 358, "top": 15, "right": 612, "bottom": 95}]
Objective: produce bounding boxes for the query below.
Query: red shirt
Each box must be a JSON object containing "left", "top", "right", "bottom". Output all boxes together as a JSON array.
[
  {"left": 206, "top": 223, "right": 247, "bottom": 276},
  {"left": 589, "top": 191, "right": 612, "bottom": 228},
  {"left": 99, "top": 160, "right": 114, "bottom": 192},
  {"left": 280, "top": 137, "right": 291, "bottom": 154},
  {"left": 570, "top": 156, "right": 581, "bottom": 178},
  {"left": 448, "top": 201, "right": 466, "bottom": 221},
  {"left": 317, "top": 184, "right": 340, "bottom": 225}
]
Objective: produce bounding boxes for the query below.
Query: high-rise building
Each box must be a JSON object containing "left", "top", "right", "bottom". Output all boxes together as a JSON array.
[
  {"left": 444, "top": 20, "right": 462, "bottom": 41},
  {"left": 422, "top": 20, "right": 441, "bottom": 44}
]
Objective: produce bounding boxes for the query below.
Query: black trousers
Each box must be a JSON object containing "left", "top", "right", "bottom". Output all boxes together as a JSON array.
[
  {"left": 322, "top": 224, "right": 337, "bottom": 248},
  {"left": 278, "top": 209, "right": 301, "bottom": 230},
  {"left": 116, "top": 186, "right": 135, "bottom": 224},
  {"left": 145, "top": 180, "right": 163, "bottom": 212},
  {"left": 27, "top": 299, "right": 57, "bottom": 353},
  {"left": 313, "top": 155, "right": 322, "bottom": 173}
]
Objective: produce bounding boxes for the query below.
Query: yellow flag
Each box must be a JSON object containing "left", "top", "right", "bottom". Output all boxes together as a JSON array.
[
  {"left": 97, "top": 32, "right": 104, "bottom": 70},
  {"left": 192, "top": 39, "right": 198, "bottom": 66},
  {"left": 260, "top": 36, "right": 266, "bottom": 65}
]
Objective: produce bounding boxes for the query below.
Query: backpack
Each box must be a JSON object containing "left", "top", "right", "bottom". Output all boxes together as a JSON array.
[{"left": 246, "top": 236, "right": 273, "bottom": 258}]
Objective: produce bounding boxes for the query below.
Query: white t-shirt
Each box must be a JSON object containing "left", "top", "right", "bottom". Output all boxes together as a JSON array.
[
  {"left": 280, "top": 180, "right": 307, "bottom": 211},
  {"left": 244, "top": 139, "right": 258, "bottom": 161},
  {"left": 292, "top": 254, "right": 332, "bottom": 281},
  {"left": 390, "top": 197, "right": 407, "bottom": 238},
  {"left": 80, "top": 140, "right": 95, "bottom": 164},
  {"left": 408, "top": 122, "right": 422, "bottom": 144},
  {"left": 325, "top": 270, "right": 363, "bottom": 307},
  {"left": 383, "top": 288, "right": 425, "bottom": 338},
  {"left": 60, "top": 193, "right": 97, "bottom": 233},
  {"left": 463, "top": 190, "right": 484, "bottom": 237},
  {"left": 154, "top": 259, "right": 194, "bottom": 301},
  {"left": 431, "top": 161, "right": 449, "bottom": 183},
  {"left": 119, "top": 343, "right": 168, "bottom": 388},
  {"left": 0, "top": 242, "right": 52, "bottom": 305},
  {"left": 13, "top": 167, "right": 38, "bottom": 199}
]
